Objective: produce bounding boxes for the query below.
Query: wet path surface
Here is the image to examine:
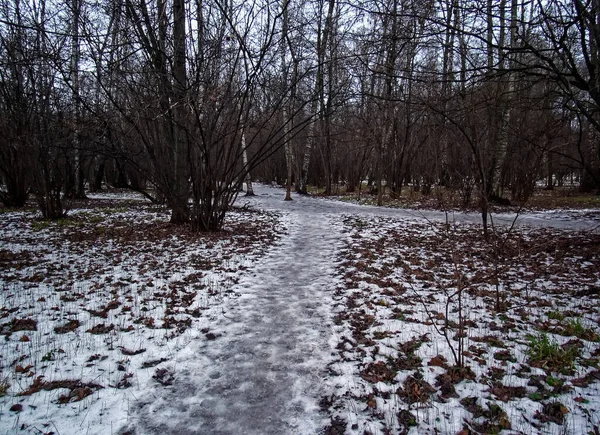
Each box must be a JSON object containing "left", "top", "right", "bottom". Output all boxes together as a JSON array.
[{"left": 129, "top": 189, "right": 343, "bottom": 434}]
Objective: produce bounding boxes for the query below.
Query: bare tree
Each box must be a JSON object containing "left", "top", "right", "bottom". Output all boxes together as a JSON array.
[
  {"left": 0, "top": 0, "right": 31, "bottom": 207},
  {"left": 509, "top": 0, "right": 600, "bottom": 191}
]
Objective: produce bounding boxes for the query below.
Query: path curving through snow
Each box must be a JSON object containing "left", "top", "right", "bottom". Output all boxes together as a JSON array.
[
  {"left": 125, "top": 184, "right": 598, "bottom": 435},
  {"left": 126, "top": 186, "right": 344, "bottom": 434}
]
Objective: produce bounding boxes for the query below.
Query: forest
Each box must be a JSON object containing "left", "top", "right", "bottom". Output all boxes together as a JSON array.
[
  {"left": 1, "top": 1, "right": 600, "bottom": 434},
  {"left": 1, "top": 0, "right": 599, "bottom": 230}
]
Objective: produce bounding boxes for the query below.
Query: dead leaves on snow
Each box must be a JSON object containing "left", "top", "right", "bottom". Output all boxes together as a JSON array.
[
  {"left": 1, "top": 318, "right": 37, "bottom": 335},
  {"left": 18, "top": 376, "right": 103, "bottom": 403},
  {"left": 54, "top": 319, "right": 80, "bottom": 334},
  {"left": 0, "top": 198, "right": 281, "bottom": 410},
  {"left": 398, "top": 375, "right": 436, "bottom": 404},
  {"left": 326, "top": 215, "right": 600, "bottom": 433}
]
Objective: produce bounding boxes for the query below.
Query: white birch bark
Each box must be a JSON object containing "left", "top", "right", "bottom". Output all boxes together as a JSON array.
[
  {"left": 241, "top": 128, "right": 255, "bottom": 196},
  {"left": 280, "top": 0, "right": 293, "bottom": 200},
  {"left": 298, "top": 0, "right": 335, "bottom": 195},
  {"left": 493, "top": 0, "right": 518, "bottom": 196},
  {"left": 71, "top": 0, "right": 85, "bottom": 198}
]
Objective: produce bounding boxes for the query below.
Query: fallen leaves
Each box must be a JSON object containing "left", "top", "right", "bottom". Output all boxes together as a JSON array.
[
  {"left": 120, "top": 347, "right": 146, "bottom": 356},
  {"left": 18, "top": 376, "right": 103, "bottom": 400},
  {"left": 86, "top": 323, "right": 115, "bottom": 335},
  {"left": 489, "top": 383, "right": 527, "bottom": 402},
  {"left": 54, "top": 319, "right": 80, "bottom": 334},
  {"left": 535, "top": 401, "right": 569, "bottom": 425},
  {"left": 85, "top": 299, "right": 121, "bottom": 318},
  {"left": 398, "top": 375, "right": 436, "bottom": 404},
  {"left": 326, "top": 215, "right": 600, "bottom": 433},
  {"left": 152, "top": 368, "right": 174, "bottom": 386},
  {"left": 360, "top": 361, "right": 397, "bottom": 383},
  {"left": 58, "top": 387, "right": 94, "bottom": 404},
  {"left": 1, "top": 318, "right": 37, "bottom": 334}
]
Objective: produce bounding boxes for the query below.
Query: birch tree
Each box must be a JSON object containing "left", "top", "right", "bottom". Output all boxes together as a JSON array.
[
  {"left": 281, "top": 0, "right": 294, "bottom": 200},
  {"left": 67, "top": 0, "right": 86, "bottom": 199},
  {"left": 297, "top": 0, "right": 336, "bottom": 194}
]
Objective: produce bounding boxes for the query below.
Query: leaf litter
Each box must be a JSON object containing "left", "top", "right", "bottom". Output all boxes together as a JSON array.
[
  {"left": 325, "top": 214, "right": 600, "bottom": 434},
  {"left": 1, "top": 184, "right": 599, "bottom": 434},
  {"left": 0, "top": 190, "right": 281, "bottom": 434}
]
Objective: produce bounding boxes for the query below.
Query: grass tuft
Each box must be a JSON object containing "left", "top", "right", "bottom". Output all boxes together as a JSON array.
[
  {"left": 547, "top": 310, "right": 565, "bottom": 321},
  {"left": 0, "top": 378, "right": 9, "bottom": 396},
  {"left": 527, "top": 333, "right": 580, "bottom": 374},
  {"left": 564, "top": 319, "right": 600, "bottom": 342}
]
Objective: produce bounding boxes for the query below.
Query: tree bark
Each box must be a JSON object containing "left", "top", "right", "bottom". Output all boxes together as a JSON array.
[
  {"left": 70, "top": 0, "right": 86, "bottom": 199},
  {"left": 241, "top": 128, "right": 255, "bottom": 196},
  {"left": 281, "top": 0, "right": 293, "bottom": 201}
]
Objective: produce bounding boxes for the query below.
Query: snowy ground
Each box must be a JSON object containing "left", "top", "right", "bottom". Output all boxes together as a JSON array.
[
  {"left": 0, "top": 193, "right": 281, "bottom": 434},
  {"left": 122, "top": 192, "right": 343, "bottom": 435},
  {"left": 0, "top": 184, "right": 599, "bottom": 434},
  {"left": 326, "top": 215, "right": 600, "bottom": 435}
]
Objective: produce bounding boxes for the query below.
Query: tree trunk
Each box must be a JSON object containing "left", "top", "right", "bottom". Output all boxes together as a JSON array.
[
  {"left": 241, "top": 129, "right": 255, "bottom": 196},
  {"left": 90, "top": 156, "right": 106, "bottom": 192},
  {"left": 298, "top": 0, "right": 335, "bottom": 195},
  {"left": 170, "top": 0, "right": 190, "bottom": 224},
  {"left": 71, "top": 0, "right": 86, "bottom": 199},
  {"left": 280, "top": 0, "right": 293, "bottom": 201}
]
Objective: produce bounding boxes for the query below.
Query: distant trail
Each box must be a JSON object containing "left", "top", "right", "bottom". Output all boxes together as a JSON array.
[
  {"left": 125, "top": 185, "right": 597, "bottom": 435},
  {"left": 128, "top": 187, "right": 343, "bottom": 434},
  {"left": 248, "top": 185, "right": 599, "bottom": 232}
]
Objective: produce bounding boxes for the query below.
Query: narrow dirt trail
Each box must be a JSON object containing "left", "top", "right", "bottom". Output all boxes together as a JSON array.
[{"left": 127, "top": 189, "right": 343, "bottom": 434}]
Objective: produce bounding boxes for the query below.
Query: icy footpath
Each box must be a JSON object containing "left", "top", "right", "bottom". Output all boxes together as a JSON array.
[
  {"left": 125, "top": 187, "right": 343, "bottom": 434},
  {"left": 124, "top": 184, "right": 598, "bottom": 435}
]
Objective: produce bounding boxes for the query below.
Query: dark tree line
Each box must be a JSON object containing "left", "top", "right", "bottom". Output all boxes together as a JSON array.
[{"left": 0, "top": 0, "right": 598, "bottom": 231}]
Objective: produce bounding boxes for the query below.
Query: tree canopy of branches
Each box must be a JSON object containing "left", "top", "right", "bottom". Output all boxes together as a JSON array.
[{"left": 0, "top": 0, "right": 597, "bottom": 231}]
